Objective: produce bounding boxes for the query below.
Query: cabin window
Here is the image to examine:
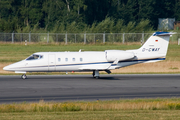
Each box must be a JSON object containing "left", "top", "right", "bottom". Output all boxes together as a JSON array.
[
  {"left": 58, "top": 58, "right": 61, "bottom": 62},
  {"left": 26, "top": 54, "right": 43, "bottom": 60},
  {"left": 72, "top": 58, "right": 75, "bottom": 61},
  {"left": 65, "top": 58, "right": 68, "bottom": 62},
  {"left": 80, "top": 58, "right": 83, "bottom": 62}
]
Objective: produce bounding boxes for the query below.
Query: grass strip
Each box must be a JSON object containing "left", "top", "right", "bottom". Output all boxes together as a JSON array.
[
  {"left": 0, "top": 98, "right": 180, "bottom": 120},
  {"left": 1, "top": 98, "right": 180, "bottom": 112},
  {"left": 1, "top": 110, "right": 180, "bottom": 120}
]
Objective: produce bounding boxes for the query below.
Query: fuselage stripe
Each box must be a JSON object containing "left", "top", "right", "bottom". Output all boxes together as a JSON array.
[{"left": 10, "top": 58, "right": 165, "bottom": 69}]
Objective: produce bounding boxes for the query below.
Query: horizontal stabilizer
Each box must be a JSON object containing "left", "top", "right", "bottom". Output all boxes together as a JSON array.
[{"left": 153, "top": 32, "right": 175, "bottom": 36}]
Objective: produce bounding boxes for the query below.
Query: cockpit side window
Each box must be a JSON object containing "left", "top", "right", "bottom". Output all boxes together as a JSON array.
[
  {"left": 40, "top": 55, "right": 43, "bottom": 59},
  {"left": 26, "top": 54, "right": 43, "bottom": 60}
]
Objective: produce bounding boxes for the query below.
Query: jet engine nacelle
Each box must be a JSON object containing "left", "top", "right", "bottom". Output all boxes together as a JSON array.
[{"left": 105, "top": 50, "right": 135, "bottom": 62}]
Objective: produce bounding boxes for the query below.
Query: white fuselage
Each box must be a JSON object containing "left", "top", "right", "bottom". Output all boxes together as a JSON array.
[{"left": 3, "top": 50, "right": 165, "bottom": 73}]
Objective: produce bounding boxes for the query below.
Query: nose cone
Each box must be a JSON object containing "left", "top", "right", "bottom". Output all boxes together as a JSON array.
[
  {"left": 3, "top": 60, "right": 26, "bottom": 72},
  {"left": 3, "top": 65, "right": 11, "bottom": 71}
]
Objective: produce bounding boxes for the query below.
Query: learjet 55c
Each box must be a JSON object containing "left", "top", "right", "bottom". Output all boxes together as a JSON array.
[{"left": 3, "top": 32, "right": 173, "bottom": 79}]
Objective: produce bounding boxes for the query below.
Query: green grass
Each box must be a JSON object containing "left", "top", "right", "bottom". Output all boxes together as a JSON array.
[
  {"left": 1, "top": 98, "right": 180, "bottom": 120},
  {"left": 0, "top": 110, "right": 180, "bottom": 120},
  {"left": 166, "top": 44, "right": 180, "bottom": 61},
  {"left": 0, "top": 43, "right": 180, "bottom": 63}
]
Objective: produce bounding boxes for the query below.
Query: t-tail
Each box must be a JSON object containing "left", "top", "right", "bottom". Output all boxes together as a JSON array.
[{"left": 134, "top": 32, "right": 175, "bottom": 63}]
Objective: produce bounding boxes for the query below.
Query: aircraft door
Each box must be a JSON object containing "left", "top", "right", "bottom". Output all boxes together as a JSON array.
[{"left": 48, "top": 54, "right": 56, "bottom": 71}]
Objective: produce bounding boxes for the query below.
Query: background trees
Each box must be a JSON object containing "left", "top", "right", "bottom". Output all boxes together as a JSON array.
[{"left": 0, "top": 0, "right": 179, "bottom": 33}]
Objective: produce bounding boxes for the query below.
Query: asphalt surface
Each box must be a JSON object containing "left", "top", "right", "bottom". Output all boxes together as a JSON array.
[{"left": 0, "top": 74, "right": 180, "bottom": 103}]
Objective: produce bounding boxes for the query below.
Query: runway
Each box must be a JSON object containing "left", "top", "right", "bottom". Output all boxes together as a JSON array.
[{"left": 0, "top": 74, "right": 180, "bottom": 103}]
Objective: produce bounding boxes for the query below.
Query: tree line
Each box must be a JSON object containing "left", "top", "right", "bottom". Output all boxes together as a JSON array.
[{"left": 0, "top": 0, "right": 179, "bottom": 33}]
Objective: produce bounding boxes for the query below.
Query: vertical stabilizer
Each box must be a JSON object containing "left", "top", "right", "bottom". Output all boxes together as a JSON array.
[{"left": 137, "top": 32, "right": 174, "bottom": 59}]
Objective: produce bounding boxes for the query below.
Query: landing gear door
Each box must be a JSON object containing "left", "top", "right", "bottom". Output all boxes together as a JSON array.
[{"left": 48, "top": 54, "right": 56, "bottom": 71}]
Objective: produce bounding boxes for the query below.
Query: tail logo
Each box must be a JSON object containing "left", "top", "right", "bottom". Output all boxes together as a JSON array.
[{"left": 142, "top": 48, "right": 160, "bottom": 52}]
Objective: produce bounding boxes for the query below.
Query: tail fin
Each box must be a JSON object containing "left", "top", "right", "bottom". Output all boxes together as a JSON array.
[{"left": 137, "top": 32, "right": 174, "bottom": 59}]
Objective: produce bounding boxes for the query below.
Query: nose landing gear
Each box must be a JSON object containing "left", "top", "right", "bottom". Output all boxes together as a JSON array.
[{"left": 21, "top": 74, "right": 27, "bottom": 79}]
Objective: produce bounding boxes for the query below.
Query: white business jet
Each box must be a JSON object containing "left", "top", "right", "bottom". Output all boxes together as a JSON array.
[{"left": 3, "top": 32, "right": 173, "bottom": 79}]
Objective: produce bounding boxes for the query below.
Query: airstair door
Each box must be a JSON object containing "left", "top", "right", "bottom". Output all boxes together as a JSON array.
[{"left": 48, "top": 54, "right": 56, "bottom": 71}]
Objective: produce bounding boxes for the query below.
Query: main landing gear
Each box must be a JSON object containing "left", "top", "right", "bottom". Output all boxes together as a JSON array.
[
  {"left": 21, "top": 74, "right": 27, "bottom": 79},
  {"left": 92, "top": 70, "right": 111, "bottom": 79},
  {"left": 92, "top": 70, "right": 99, "bottom": 79}
]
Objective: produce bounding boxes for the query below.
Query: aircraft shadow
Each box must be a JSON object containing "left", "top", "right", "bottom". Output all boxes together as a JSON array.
[
  {"left": 22, "top": 76, "right": 121, "bottom": 81},
  {"left": 93, "top": 77, "right": 120, "bottom": 80}
]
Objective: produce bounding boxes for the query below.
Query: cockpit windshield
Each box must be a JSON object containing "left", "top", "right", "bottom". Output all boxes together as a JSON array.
[{"left": 26, "top": 54, "right": 43, "bottom": 60}]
